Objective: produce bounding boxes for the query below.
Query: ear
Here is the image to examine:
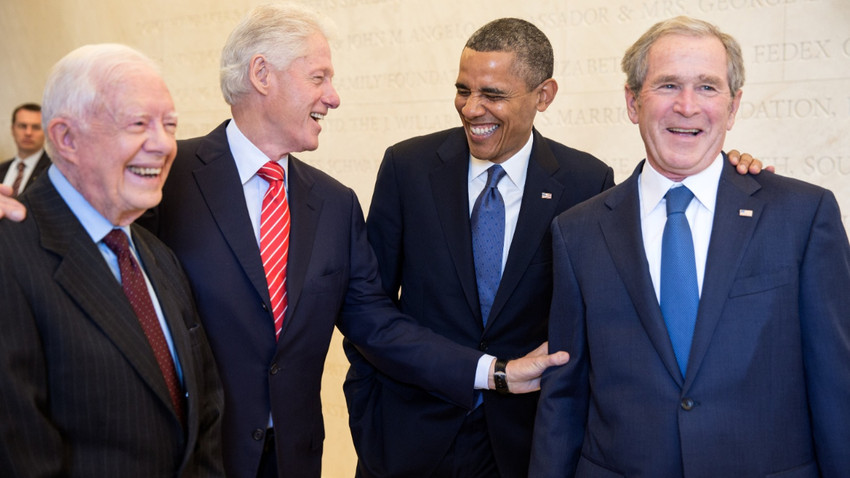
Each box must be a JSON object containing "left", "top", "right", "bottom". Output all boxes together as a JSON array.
[
  {"left": 535, "top": 78, "right": 558, "bottom": 112},
  {"left": 249, "top": 54, "right": 272, "bottom": 96},
  {"left": 47, "top": 117, "right": 78, "bottom": 164},
  {"left": 726, "top": 89, "right": 743, "bottom": 131},
  {"left": 625, "top": 85, "right": 640, "bottom": 125}
]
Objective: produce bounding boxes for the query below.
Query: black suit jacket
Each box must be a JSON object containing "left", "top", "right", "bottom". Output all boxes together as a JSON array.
[
  {"left": 140, "top": 120, "right": 483, "bottom": 478},
  {"left": 531, "top": 159, "right": 850, "bottom": 477},
  {"left": 343, "top": 127, "right": 614, "bottom": 477},
  {"left": 0, "top": 151, "right": 51, "bottom": 194},
  {"left": 0, "top": 175, "right": 225, "bottom": 477}
]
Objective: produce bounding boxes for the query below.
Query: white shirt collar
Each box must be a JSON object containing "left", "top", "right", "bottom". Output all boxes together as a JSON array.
[
  {"left": 226, "top": 119, "right": 289, "bottom": 185},
  {"left": 16, "top": 148, "right": 44, "bottom": 165},
  {"left": 640, "top": 153, "right": 724, "bottom": 218},
  {"left": 468, "top": 132, "right": 533, "bottom": 190}
]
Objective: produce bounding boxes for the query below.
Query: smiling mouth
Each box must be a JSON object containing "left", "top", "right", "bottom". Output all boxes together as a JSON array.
[
  {"left": 310, "top": 112, "right": 325, "bottom": 121},
  {"left": 128, "top": 166, "right": 162, "bottom": 178},
  {"left": 668, "top": 127, "right": 701, "bottom": 136},
  {"left": 469, "top": 124, "right": 499, "bottom": 137}
]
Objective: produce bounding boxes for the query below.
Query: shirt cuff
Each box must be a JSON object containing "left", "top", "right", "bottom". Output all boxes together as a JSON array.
[{"left": 474, "top": 354, "right": 497, "bottom": 389}]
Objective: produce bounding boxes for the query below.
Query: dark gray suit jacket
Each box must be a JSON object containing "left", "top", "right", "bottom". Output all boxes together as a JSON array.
[
  {"left": 531, "top": 158, "right": 850, "bottom": 477},
  {"left": 0, "top": 151, "right": 51, "bottom": 194},
  {"left": 0, "top": 175, "right": 225, "bottom": 477},
  {"left": 344, "top": 127, "right": 614, "bottom": 477}
]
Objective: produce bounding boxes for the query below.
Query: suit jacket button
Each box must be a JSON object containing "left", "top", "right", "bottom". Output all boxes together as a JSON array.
[
  {"left": 681, "top": 398, "right": 695, "bottom": 411},
  {"left": 253, "top": 428, "right": 265, "bottom": 441},
  {"left": 270, "top": 363, "right": 279, "bottom": 375},
  {"left": 478, "top": 341, "right": 488, "bottom": 351}
]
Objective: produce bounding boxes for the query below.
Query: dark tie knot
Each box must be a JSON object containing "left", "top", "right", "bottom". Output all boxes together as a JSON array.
[
  {"left": 665, "top": 186, "right": 694, "bottom": 216},
  {"left": 485, "top": 165, "right": 507, "bottom": 190},
  {"left": 16, "top": 161, "right": 25, "bottom": 172},
  {"left": 102, "top": 229, "right": 131, "bottom": 257},
  {"left": 257, "top": 161, "right": 285, "bottom": 183}
]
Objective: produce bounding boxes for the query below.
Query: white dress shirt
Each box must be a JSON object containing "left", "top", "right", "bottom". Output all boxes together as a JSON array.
[
  {"left": 468, "top": 133, "right": 533, "bottom": 389},
  {"left": 226, "top": 120, "right": 289, "bottom": 246},
  {"left": 639, "top": 154, "right": 723, "bottom": 302}
]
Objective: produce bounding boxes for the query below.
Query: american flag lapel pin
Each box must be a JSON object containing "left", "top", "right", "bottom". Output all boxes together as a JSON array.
[
  {"left": 541, "top": 192, "right": 552, "bottom": 199},
  {"left": 739, "top": 209, "right": 753, "bottom": 217}
]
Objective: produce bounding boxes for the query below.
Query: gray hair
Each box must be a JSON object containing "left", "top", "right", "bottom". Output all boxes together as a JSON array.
[
  {"left": 621, "top": 16, "right": 745, "bottom": 98},
  {"left": 464, "top": 18, "right": 554, "bottom": 91},
  {"left": 41, "top": 43, "right": 160, "bottom": 158},
  {"left": 220, "top": 2, "right": 333, "bottom": 105}
]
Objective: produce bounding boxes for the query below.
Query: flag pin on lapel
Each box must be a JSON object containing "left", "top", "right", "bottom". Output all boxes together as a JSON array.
[
  {"left": 739, "top": 209, "right": 753, "bottom": 217},
  {"left": 541, "top": 192, "right": 552, "bottom": 199}
]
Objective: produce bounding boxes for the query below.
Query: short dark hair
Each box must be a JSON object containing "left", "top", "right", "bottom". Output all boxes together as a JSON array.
[
  {"left": 11, "top": 103, "right": 41, "bottom": 125},
  {"left": 465, "top": 18, "right": 553, "bottom": 90}
]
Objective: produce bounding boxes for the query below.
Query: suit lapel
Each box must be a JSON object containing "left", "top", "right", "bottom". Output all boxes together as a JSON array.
[
  {"left": 683, "top": 159, "right": 762, "bottom": 388},
  {"left": 28, "top": 180, "right": 177, "bottom": 415},
  {"left": 430, "top": 130, "right": 481, "bottom": 322},
  {"left": 191, "top": 124, "right": 271, "bottom": 307},
  {"left": 488, "top": 130, "right": 564, "bottom": 329},
  {"left": 599, "top": 162, "right": 684, "bottom": 385},
  {"left": 280, "top": 156, "right": 322, "bottom": 338}
]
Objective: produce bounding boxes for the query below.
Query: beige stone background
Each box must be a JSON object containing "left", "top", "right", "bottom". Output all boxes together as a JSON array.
[{"left": 2, "top": 0, "right": 848, "bottom": 476}]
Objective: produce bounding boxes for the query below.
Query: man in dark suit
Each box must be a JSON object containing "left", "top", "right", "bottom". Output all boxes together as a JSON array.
[
  {"left": 343, "top": 18, "right": 763, "bottom": 478},
  {"left": 137, "top": 5, "right": 565, "bottom": 478},
  {"left": 0, "top": 44, "right": 224, "bottom": 477},
  {"left": 1, "top": 103, "right": 50, "bottom": 196},
  {"left": 530, "top": 16, "right": 850, "bottom": 477}
]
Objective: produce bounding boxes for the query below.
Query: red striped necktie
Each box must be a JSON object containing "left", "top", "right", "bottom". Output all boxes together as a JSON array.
[{"left": 257, "top": 161, "right": 290, "bottom": 341}]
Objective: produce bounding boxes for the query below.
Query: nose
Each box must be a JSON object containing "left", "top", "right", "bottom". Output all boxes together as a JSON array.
[
  {"left": 146, "top": 121, "right": 176, "bottom": 156},
  {"left": 673, "top": 88, "right": 700, "bottom": 116},
  {"left": 323, "top": 81, "right": 340, "bottom": 109},
  {"left": 460, "top": 93, "right": 485, "bottom": 118}
]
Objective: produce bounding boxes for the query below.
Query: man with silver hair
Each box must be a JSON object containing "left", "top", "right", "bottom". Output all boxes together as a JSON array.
[
  {"left": 0, "top": 43, "right": 224, "bottom": 477},
  {"left": 136, "top": 4, "right": 567, "bottom": 478},
  {"left": 530, "top": 16, "right": 850, "bottom": 477}
]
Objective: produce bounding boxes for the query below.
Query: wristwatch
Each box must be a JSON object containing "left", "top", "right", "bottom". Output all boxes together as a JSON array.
[{"left": 494, "top": 358, "right": 509, "bottom": 394}]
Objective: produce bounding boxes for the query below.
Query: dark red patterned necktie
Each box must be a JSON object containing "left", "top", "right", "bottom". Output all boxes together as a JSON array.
[
  {"left": 102, "top": 229, "right": 185, "bottom": 426},
  {"left": 10, "top": 161, "right": 26, "bottom": 196}
]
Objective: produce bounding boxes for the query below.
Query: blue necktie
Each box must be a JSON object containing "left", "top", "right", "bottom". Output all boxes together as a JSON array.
[
  {"left": 660, "top": 186, "right": 699, "bottom": 377},
  {"left": 471, "top": 165, "right": 506, "bottom": 326}
]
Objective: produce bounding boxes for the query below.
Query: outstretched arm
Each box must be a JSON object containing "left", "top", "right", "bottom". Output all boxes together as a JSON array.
[{"left": 490, "top": 342, "right": 570, "bottom": 394}]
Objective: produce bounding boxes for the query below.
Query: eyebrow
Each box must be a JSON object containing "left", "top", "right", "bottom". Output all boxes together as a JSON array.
[
  {"left": 455, "top": 83, "right": 508, "bottom": 96},
  {"left": 653, "top": 74, "right": 724, "bottom": 86}
]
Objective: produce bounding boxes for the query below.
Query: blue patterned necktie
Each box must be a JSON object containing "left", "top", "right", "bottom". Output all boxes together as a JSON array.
[
  {"left": 660, "top": 185, "right": 699, "bottom": 377},
  {"left": 471, "top": 165, "right": 507, "bottom": 326}
]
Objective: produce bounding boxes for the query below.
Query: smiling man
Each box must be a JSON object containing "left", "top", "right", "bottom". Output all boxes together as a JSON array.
[
  {"left": 530, "top": 16, "right": 850, "bottom": 477},
  {"left": 0, "top": 43, "right": 224, "bottom": 477}
]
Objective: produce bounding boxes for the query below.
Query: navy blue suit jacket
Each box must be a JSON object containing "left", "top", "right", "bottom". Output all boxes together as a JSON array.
[
  {"left": 344, "top": 127, "right": 614, "bottom": 477},
  {"left": 530, "top": 158, "right": 850, "bottom": 477},
  {"left": 140, "top": 121, "right": 482, "bottom": 478}
]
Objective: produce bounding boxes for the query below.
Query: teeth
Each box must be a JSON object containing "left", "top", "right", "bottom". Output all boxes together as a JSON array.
[
  {"left": 311, "top": 112, "right": 324, "bottom": 120},
  {"left": 669, "top": 128, "right": 700, "bottom": 135},
  {"left": 128, "top": 166, "right": 162, "bottom": 177},
  {"left": 470, "top": 124, "right": 498, "bottom": 136}
]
